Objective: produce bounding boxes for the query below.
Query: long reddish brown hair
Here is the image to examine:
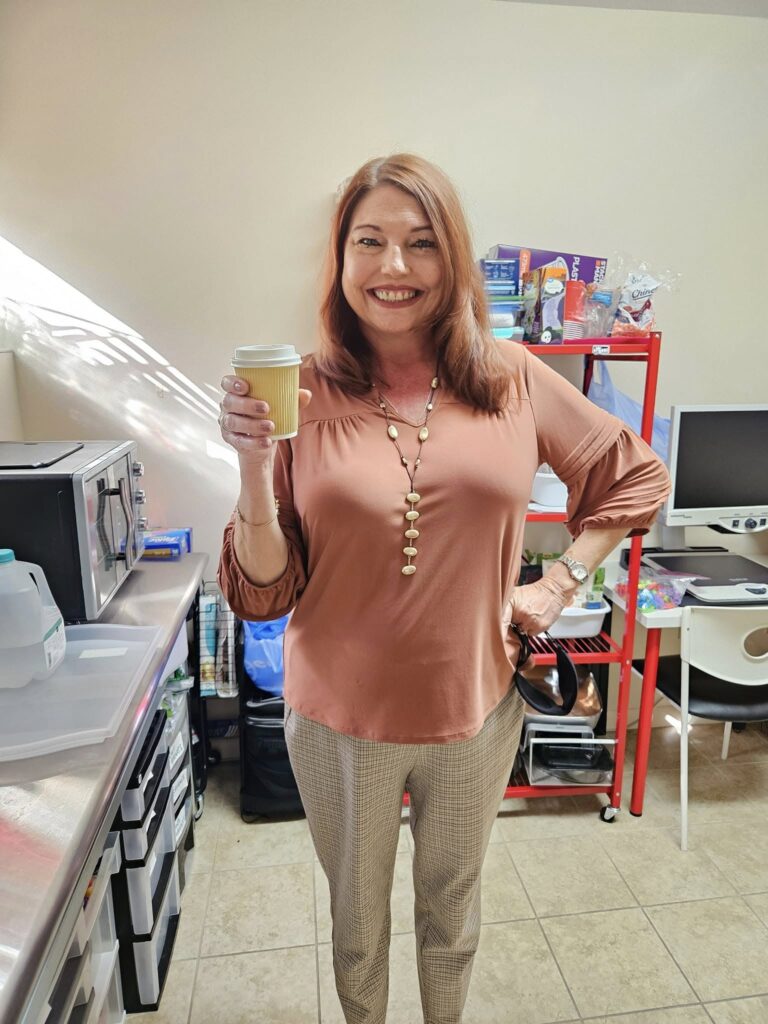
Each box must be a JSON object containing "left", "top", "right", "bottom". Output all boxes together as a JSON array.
[{"left": 314, "top": 153, "right": 513, "bottom": 414}]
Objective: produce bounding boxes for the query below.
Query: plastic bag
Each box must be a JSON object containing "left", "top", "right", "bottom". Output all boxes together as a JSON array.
[
  {"left": 592, "top": 252, "right": 680, "bottom": 338},
  {"left": 614, "top": 569, "right": 700, "bottom": 611},
  {"left": 587, "top": 360, "right": 670, "bottom": 462},
  {"left": 243, "top": 614, "right": 290, "bottom": 696}
]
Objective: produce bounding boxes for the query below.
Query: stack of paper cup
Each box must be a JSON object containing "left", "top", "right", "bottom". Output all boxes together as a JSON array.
[{"left": 231, "top": 344, "right": 302, "bottom": 439}]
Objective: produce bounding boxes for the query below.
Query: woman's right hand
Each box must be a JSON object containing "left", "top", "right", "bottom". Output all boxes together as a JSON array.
[{"left": 219, "top": 376, "right": 312, "bottom": 465}]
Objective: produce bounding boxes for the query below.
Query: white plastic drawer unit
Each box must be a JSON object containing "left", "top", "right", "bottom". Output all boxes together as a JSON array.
[
  {"left": 68, "top": 942, "right": 124, "bottom": 1024},
  {"left": 119, "top": 710, "right": 168, "bottom": 823},
  {"left": 173, "top": 787, "right": 192, "bottom": 851},
  {"left": 70, "top": 831, "right": 122, "bottom": 959},
  {"left": 46, "top": 940, "right": 93, "bottom": 1024},
  {"left": 171, "top": 762, "right": 190, "bottom": 813},
  {"left": 164, "top": 691, "right": 190, "bottom": 778},
  {"left": 113, "top": 784, "right": 176, "bottom": 937},
  {"left": 118, "top": 856, "right": 181, "bottom": 1011},
  {"left": 49, "top": 831, "right": 124, "bottom": 1024},
  {"left": 118, "top": 749, "right": 171, "bottom": 863}
]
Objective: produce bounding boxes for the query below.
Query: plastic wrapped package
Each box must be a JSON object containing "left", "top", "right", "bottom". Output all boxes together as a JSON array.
[
  {"left": 614, "top": 569, "right": 701, "bottom": 611},
  {"left": 243, "top": 614, "right": 291, "bottom": 696}
]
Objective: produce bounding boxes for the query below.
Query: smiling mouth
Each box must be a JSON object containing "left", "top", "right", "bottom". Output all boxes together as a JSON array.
[{"left": 368, "top": 288, "right": 423, "bottom": 306}]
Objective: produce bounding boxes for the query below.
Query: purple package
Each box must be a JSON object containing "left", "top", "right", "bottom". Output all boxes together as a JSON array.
[{"left": 488, "top": 245, "right": 607, "bottom": 288}]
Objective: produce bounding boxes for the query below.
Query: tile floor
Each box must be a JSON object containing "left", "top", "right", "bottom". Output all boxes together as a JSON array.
[{"left": 135, "top": 722, "right": 768, "bottom": 1024}]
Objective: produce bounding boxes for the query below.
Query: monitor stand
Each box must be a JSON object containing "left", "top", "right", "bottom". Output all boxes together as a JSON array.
[{"left": 659, "top": 524, "right": 687, "bottom": 550}]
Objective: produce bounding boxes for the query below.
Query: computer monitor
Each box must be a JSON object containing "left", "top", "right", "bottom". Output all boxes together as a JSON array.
[{"left": 664, "top": 404, "right": 768, "bottom": 534}]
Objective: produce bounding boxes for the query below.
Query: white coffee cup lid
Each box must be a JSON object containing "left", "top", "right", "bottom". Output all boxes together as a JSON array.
[{"left": 232, "top": 344, "right": 301, "bottom": 368}]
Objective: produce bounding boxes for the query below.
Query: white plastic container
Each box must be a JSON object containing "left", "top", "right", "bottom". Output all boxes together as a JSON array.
[
  {"left": 0, "top": 549, "right": 66, "bottom": 688},
  {"left": 0, "top": 624, "right": 162, "bottom": 761},
  {"left": 530, "top": 465, "right": 568, "bottom": 508},
  {"left": 546, "top": 600, "right": 611, "bottom": 639}
]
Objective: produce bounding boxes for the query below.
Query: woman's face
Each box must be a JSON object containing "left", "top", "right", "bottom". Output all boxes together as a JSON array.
[{"left": 341, "top": 184, "right": 444, "bottom": 344}]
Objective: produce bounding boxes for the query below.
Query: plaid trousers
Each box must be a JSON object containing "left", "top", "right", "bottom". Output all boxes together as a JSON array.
[{"left": 285, "top": 686, "right": 524, "bottom": 1024}]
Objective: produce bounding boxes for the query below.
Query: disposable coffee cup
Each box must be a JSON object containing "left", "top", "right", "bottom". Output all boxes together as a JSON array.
[{"left": 231, "top": 344, "right": 302, "bottom": 439}]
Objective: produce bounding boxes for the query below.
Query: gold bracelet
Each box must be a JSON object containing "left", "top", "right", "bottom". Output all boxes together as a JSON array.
[{"left": 235, "top": 499, "right": 280, "bottom": 528}]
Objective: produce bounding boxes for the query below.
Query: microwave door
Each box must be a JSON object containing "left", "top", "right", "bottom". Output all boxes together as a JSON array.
[
  {"left": 84, "top": 473, "right": 119, "bottom": 613},
  {"left": 107, "top": 461, "right": 137, "bottom": 577}
]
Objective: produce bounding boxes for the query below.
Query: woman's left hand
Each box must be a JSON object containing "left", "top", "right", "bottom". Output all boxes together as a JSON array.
[{"left": 503, "top": 575, "right": 574, "bottom": 638}]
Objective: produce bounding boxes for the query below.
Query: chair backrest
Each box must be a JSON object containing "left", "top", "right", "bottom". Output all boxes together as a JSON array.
[{"left": 680, "top": 606, "right": 768, "bottom": 686}]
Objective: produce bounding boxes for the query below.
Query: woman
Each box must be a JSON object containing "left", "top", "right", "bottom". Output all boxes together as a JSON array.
[{"left": 218, "top": 154, "right": 670, "bottom": 1024}]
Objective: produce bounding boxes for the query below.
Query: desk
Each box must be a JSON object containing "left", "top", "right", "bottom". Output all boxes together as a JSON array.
[{"left": 603, "top": 555, "right": 768, "bottom": 816}]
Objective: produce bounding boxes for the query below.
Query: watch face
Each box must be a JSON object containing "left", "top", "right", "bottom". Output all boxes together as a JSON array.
[{"left": 573, "top": 563, "right": 589, "bottom": 583}]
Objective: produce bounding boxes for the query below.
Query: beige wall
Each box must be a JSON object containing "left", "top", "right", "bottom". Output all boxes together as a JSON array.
[
  {"left": 0, "top": 351, "right": 24, "bottom": 441},
  {"left": 1, "top": 0, "right": 767, "bottom": 562}
]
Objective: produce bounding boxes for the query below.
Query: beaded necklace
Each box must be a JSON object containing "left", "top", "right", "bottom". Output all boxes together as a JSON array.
[{"left": 375, "top": 369, "right": 440, "bottom": 577}]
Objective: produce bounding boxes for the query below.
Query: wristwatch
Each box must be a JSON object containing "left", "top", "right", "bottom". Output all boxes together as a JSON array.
[{"left": 556, "top": 554, "right": 590, "bottom": 584}]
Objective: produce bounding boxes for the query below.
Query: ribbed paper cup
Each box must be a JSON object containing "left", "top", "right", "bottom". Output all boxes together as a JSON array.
[{"left": 231, "top": 344, "right": 302, "bottom": 439}]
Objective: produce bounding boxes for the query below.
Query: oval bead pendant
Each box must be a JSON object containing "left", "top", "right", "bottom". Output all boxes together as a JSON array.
[
  {"left": 402, "top": 564, "right": 417, "bottom": 576},
  {"left": 403, "top": 546, "right": 418, "bottom": 557},
  {"left": 431, "top": 377, "right": 439, "bottom": 388},
  {"left": 407, "top": 491, "right": 421, "bottom": 503},
  {"left": 405, "top": 510, "right": 420, "bottom": 521},
  {"left": 418, "top": 427, "right": 429, "bottom": 442},
  {"left": 387, "top": 425, "right": 399, "bottom": 439},
  {"left": 405, "top": 528, "right": 420, "bottom": 539}
]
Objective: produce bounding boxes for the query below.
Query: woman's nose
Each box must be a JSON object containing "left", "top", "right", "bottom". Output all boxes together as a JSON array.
[{"left": 382, "top": 245, "right": 408, "bottom": 275}]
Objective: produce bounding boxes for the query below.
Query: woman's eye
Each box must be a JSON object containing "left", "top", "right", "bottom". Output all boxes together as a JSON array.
[
  {"left": 412, "top": 238, "right": 437, "bottom": 249},
  {"left": 356, "top": 237, "right": 380, "bottom": 247}
]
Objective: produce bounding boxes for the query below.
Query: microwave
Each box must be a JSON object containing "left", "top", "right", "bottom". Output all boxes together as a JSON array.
[{"left": 0, "top": 440, "right": 146, "bottom": 622}]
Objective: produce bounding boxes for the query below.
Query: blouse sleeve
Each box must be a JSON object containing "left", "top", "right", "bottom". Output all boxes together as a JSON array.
[
  {"left": 217, "top": 439, "right": 308, "bottom": 621},
  {"left": 522, "top": 347, "right": 671, "bottom": 538}
]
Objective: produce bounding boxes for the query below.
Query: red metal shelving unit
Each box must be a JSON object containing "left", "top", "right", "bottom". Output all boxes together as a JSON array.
[{"left": 502, "top": 332, "right": 661, "bottom": 818}]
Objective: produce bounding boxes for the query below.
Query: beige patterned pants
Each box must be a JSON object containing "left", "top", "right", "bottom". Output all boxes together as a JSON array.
[{"left": 285, "top": 687, "right": 524, "bottom": 1024}]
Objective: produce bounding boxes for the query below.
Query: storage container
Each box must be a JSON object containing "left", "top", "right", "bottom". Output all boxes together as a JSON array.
[
  {"left": 46, "top": 941, "right": 92, "bottom": 1023},
  {"left": 0, "top": 624, "right": 162, "bottom": 760},
  {"left": 546, "top": 600, "right": 610, "bottom": 639},
  {"left": 173, "top": 788, "right": 192, "bottom": 850},
  {"left": 69, "top": 942, "right": 124, "bottom": 1024},
  {"left": 119, "top": 857, "right": 181, "bottom": 1011},
  {"left": 530, "top": 465, "right": 567, "bottom": 508},
  {"left": 119, "top": 711, "right": 168, "bottom": 823},
  {"left": 164, "top": 690, "right": 189, "bottom": 778},
  {"left": 114, "top": 786, "right": 175, "bottom": 936},
  {"left": 69, "top": 831, "right": 121, "bottom": 959},
  {"left": 523, "top": 725, "right": 616, "bottom": 787},
  {"left": 170, "top": 763, "right": 190, "bottom": 812},
  {"left": 118, "top": 754, "right": 170, "bottom": 863}
]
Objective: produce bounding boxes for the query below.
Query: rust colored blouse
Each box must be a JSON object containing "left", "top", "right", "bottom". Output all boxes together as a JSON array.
[{"left": 218, "top": 341, "right": 670, "bottom": 743}]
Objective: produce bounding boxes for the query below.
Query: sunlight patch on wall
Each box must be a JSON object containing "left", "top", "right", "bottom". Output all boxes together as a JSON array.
[{"left": 0, "top": 236, "right": 234, "bottom": 483}]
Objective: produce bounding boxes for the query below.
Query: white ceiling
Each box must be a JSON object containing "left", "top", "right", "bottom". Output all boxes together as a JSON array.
[{"left": 494, "top": 0, "right": 768, "bottom": 16}]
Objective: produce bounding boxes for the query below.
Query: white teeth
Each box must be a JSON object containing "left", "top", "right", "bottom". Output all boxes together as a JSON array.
[{"left": 373, "top": 289, "right": 417, "bottom": 302}]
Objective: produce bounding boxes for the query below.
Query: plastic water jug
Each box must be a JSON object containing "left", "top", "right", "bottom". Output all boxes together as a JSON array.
[{"left": 0, "top": 549, "right": 66, "bottom": 688}]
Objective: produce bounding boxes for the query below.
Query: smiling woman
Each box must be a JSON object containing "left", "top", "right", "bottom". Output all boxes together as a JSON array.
[
  {"left": 316, "top": 153, "right": 513, "bottom": 411},
  {"left": 217, "top": 151, "right": 670, "bottom": 1024}
]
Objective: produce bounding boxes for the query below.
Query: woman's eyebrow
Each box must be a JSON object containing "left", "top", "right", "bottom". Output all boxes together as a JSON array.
[{"left": 350, "top": 222, "right": 434, "bottom": 233}]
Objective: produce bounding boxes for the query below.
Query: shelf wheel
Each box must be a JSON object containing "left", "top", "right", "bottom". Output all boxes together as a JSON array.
[{"left": 600, "top": 805, "right": 619, "bottom": 823}]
